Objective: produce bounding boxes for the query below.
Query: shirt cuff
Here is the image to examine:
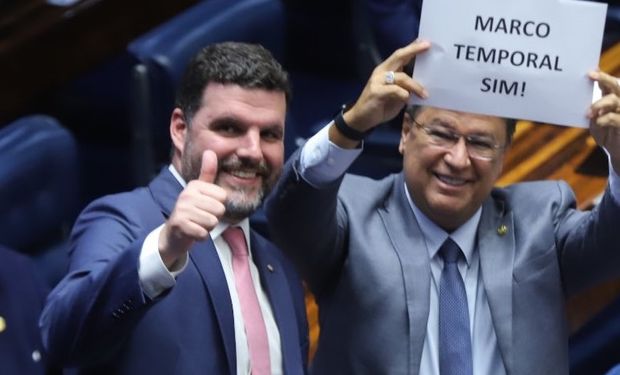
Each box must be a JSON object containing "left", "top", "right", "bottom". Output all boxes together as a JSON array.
[
  {"left": 299, "top": 121, "right": 363, "bottom": 187},
  {"left": 138, "top": 224, "right": 189, "bottom": 299},
  {"left": 608, "top": 158, "right": 620, "bottom": 205}
]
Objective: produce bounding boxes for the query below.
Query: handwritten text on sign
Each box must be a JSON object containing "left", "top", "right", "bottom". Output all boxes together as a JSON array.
[{"left": 410, "top": 0, "right": 607, "bottom": 127}]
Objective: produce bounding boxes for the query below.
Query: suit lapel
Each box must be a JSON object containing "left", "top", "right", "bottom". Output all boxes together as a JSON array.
[
  {"left": 478, "top": 195, "right": 514, "bottom": 373},
  {"left": 190, "top": 240, "right": 237, "bottom": 375},
  {"left": 250, "top": 232, "right": 302, "bottom": 375},
  {"left": 378, "top": 174, "right": 431, "bottom": 374},
  {"left": 148, "top": 169, "right": 237, "bottom": 374},
  {"left": 148, "top": 167, "right": 183, "bottom": 218}
]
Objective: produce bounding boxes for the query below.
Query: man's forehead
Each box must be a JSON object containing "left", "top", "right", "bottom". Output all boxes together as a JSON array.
[{"left": 416, "top": 106, "right": 502, "bottom": 122}]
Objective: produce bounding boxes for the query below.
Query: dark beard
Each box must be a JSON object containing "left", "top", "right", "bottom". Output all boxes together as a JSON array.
[{"left": 180, "top": 148, "right": 277, "bottom": 222}]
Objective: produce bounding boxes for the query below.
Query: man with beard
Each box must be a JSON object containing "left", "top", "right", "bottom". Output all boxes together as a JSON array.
[{"left": 40, "top": 42, "right": 308, "bottom": 375}]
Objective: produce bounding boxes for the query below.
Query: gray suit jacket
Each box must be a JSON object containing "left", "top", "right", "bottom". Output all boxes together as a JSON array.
[{"left": 265, "top": 152, "right": 620, "bottom": 375}]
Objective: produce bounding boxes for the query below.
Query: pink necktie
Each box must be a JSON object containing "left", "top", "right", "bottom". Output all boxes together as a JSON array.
[{"left": 223, "top": 227, "right": 271, "bottom": 375}]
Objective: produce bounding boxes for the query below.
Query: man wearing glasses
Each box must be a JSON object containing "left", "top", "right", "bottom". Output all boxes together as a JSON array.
[{"left": 265, "top": 39, "right": 620, "bottom": 375}]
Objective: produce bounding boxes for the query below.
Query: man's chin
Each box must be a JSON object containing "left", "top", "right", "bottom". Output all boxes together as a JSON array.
[{"left": 224, "top": 198, "right": 262, "bottom": 222}]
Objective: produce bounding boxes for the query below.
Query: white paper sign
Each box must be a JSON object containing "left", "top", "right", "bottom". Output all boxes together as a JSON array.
[{"left": 410, "top": 0, "right": 607, "bottom": 127}]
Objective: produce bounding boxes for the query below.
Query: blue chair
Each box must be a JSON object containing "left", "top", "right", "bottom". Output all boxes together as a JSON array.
[
  {"left": 0, "top": 115, "right": 79, "bottom": 288},
  {"left": 607, "top": 364, "right": 620, "bottom": 375}
]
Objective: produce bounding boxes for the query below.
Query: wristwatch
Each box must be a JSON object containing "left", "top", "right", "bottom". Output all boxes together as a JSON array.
[{"left": 333, "top": 105, "right": 370, "bottom": 141}]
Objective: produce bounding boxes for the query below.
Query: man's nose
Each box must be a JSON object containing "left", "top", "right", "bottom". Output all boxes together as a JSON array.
[
  {"left": 444, "top": 137, "right": 471, "bottom": 168},
  {"left": 236, "top": 129, "right": 263, "bottom": 160}
]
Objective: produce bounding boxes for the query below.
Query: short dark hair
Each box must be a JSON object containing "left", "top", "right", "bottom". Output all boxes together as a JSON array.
[
  {"left": 175, "top": 42, "right": 291, "bottom": 122},
  {"left": 404, "top": 105, "right": 517, "bottom": 145}
]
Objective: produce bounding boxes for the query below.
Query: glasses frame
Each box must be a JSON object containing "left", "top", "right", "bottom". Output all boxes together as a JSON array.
[{"left": 411, "top": 119, "right": 505, "bottom": 161}]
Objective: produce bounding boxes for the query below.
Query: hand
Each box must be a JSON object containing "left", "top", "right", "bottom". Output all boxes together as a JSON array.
[
  {"left": 159, "top": 150, "right": 227, "bottom": 268},
  {"left": 343, "top": 39, "right": 431, "bottom": 133},
  {"left": 588, "top": 71, "right": 620, "bottom": 173}
]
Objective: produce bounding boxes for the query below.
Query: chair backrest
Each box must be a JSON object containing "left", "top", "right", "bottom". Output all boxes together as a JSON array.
[
  {"left": 570, "top": 295, "right": 620, "bottom": 375},
  {"left": 127, "top": 0, "right": 286, "bottom": 184},
  {"left": 0, "top": 115, "right": 79, "bottom": 286}
]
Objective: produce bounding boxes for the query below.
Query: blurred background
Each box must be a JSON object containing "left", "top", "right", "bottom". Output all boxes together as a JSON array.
[{"left": 0, "top": 0, "right": 619, "bottom": 373}]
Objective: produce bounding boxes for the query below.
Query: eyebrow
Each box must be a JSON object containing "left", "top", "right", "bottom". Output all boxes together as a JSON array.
[
  {"left": 426, "top": 118, "right": 497, "bottom": 140},
  {"left": 208, "top": 116, "right": 284, "bottom": 132}
]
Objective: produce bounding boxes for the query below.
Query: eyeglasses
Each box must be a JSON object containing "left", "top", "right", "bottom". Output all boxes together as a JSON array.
[{"left": 412, "top": 120, "right": 504, "bottom": 161}]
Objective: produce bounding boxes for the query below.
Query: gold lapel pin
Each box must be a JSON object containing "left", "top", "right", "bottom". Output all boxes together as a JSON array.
[
  {"left": 0, "top": 316, "right": 6, "bottom": 333},
  {"left": 267, "top": 264, "right": 275, "bottom": 273},
  {"left": 497, "top": 224, "right": 508, "bottom": 236}
]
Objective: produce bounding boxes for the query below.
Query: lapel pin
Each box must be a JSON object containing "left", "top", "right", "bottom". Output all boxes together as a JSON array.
[
  {"left": 267, "top": 264, "right": 275, "bottom": 273},
  {"left": 0, "top": 316, "right": 5, "bottom": 333},
  {"left": 497, "top": 224, "right": 508, "bottom": 236}
]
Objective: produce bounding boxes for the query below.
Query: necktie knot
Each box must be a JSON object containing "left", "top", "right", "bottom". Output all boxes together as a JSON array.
[
  {"left": 223, "top": 227, "right": 248, "bottom": 257},
  {"left": 440, "top": 238, "right": 462, "bottom": 264}
]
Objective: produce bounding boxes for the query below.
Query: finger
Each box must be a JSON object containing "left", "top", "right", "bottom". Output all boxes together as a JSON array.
[
  {"left": 194, "top": 181, "right": 228, "bottom": 202},
  {"left": 375, "top": 84, "right": 416, "bottom": 104},
  {"left": 590, "top": 71, "right": 620, "bottom": 97},
  {"left": 191, "top": 191, "right": 227, "bottom": 217},
  {"left": 381, "top": 39, "right": 431, "bottom": 72},
  {"left": 199, "top": 150, "right": 218, "bottom": 183},
  {"left": 188, "top": 208, "right": 223, "bottom": 233},
  {"left": 172, "top": 195, "right": 225, "bottom": 233},
  {"left": 589, "top": 93, "right": 620, "bottom": 119},
  {"left": 593, "top": 111, "right": 620, "bottom": 128},
  {"left": 391, "top": 72, "right": 428, "bottom": 99}
]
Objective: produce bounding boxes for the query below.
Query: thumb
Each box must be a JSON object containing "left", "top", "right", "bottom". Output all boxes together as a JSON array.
[{"left": 199, "top": 150, "right": 218, "bottom": 183}]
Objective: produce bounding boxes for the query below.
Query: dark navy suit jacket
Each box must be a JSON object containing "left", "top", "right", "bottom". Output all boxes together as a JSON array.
[
  {"left": 40, "top": 168, "right": 308, "bottom": 374},
  {"left": 0, "top": 245, "right": 49, "bottom": 375}
]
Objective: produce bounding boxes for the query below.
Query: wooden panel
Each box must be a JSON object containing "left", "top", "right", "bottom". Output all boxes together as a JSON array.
[
  {"left": 0, "top": 0, "right": 198, "bottom": 123},
  {"left": 305, "top": 289, "right": 319, "bottom": 360}
]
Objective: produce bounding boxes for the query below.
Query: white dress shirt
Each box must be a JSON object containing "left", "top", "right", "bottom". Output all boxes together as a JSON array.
[
  {"left": 137, "top": 165, "right": 283, "bottom": 375},
  {"left": 298, "top": 121, "right": 620, "bottom": 374}
]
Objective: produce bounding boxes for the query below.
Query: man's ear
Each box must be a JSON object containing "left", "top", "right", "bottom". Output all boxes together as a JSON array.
[
  {"left": 399, "top": 112, "right": 413, "bottom": 155},
  {"left": 170, "top": 108, "right": 188, "bottom": 153}
]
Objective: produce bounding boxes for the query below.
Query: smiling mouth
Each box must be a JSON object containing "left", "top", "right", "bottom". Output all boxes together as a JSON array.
[
  {"left": 229, "top": 170, "right": 260, "bottom": 179},
  {"left": 435, "top": 173, "right": 468, "bottom": 187}
]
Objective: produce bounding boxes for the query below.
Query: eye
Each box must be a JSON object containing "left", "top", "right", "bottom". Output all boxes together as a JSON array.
[
  {"left": 467, "top": 137, "right": 495, "bottom": 150},
  {"left": 261, "top": 128, "right": 284, "bottom": 142},
  {"left": 427, "top": 128, "right": 457, "bottom": 142},
  {"left": 213, "top": 122, "right": 242, "bottom": 136}
]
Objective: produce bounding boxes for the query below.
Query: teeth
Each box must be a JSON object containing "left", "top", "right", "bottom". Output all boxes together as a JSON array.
[
  {"left": 437, "top": 174, "right": 466, "bottom": 186},
  {"left": 230, "top": 170, "right": 257, "bottom": 178}
]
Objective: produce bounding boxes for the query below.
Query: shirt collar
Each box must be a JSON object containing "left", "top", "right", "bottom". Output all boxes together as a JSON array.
[
  {"left": 169, "top": 164, "right": 186, "bottom": 187},
  {"left": 403, "top": 182, "right": 481, "bottom": 266}
]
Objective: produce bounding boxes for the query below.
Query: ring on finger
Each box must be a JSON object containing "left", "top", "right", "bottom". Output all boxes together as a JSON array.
[{"left": 384, "top": 71, "right": 395, "bottom": 85}]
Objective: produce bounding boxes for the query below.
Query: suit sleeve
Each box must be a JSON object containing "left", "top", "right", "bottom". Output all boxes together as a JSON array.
[
  {"left": 39, "top": 193, "right": 162, "bottom": 367},
  {"left": 265, "top": 150, "right": 349, "bottom": 296},
  {"left": 554, "top": 181, "right": 620, "bottom": 295}
]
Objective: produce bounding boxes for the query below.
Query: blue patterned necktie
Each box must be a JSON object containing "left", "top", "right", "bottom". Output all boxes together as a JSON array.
[{"left": 439, "top": 238, "right": 473, "bottom": 375}]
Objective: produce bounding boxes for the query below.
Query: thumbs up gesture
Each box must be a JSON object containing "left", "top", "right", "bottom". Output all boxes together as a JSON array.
[{"left": 159, "top": 150, "right": 228, "bottom": 268}]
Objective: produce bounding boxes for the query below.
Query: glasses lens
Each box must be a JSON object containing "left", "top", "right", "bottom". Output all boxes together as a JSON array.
[
  {"left": 416, "top": 121, "right": 498, "bottom": 160},
  {"left": 466, "top": 139, "right": 496, "bottom": 160},
  {"left": 425, "top": 128, "right": 457, "bottom": 147}
]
